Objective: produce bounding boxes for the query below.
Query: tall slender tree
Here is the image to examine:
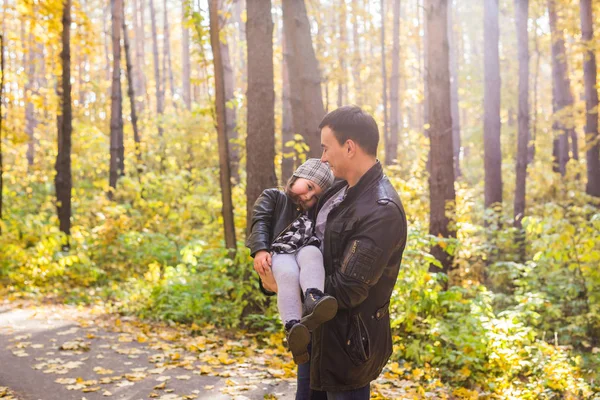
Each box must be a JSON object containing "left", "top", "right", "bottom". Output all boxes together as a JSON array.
[
  {"left": 133, "top": 0, "right": 146, "bottom": 112},
  {"left": 514, "top": 0, "right": 529, "bottom": 258},
  {"left": 388, "top": 0, "right": 401, "bottom": 166},
  {"left": 219, "top": 5, "right": 239, "bottom": 182},
  {"left": 246, "top": 0, "right": 276, "bottom": 227},
  {"left": 0, "top": 33, "right": 4, "bottom": 233},
  {"left": 351, "top": 0, "right": 362, "bottom": 106},
  {"left": 25, "top": 29, "right": 37, "bottom": 168},
  {"left": 163, "top": 0, "right": 176, "bottom": 107},
  {"left": 448, "top": 0, "right": 461, "bottom": 177},
  {"left": 123, "top": 2, "right": 142, "bottom": 166},
  {"left": 484, "top": 0, "right": 502, "bottom": 209},
  {"left": 530, "top": 17, "right": 540, "bottom": 164},
  {"left": 56, "top": 0, "right": 73, "bottom": 245},
  {"left": 425, "top": 0, "right": 456, "bottom": 279},
  {"left": 209, "top": 0, "right": 236, "bottom": 252},
  {"left": 281, "top": 33, "right": 294, "bottom": 183},
  {"left": 580, "top": 0, "right": 600, "bottom": 197},
  {"left": 182, "top": 0, "right": 191, "bottom": 110},
  {"left": 381, "top": 0, "right": 389, "bottom": 164},
  {"left": 548, "top": 0, "right": 576, "bottom": 176},
  {"left": 109, "top": 0, "right": 124, "bottom": 198},
  {"left": 337, "top": 1, "right": 347, "bottom": 107},
  {"left": 282, "top": 0, "right": 325, "bottom": 157},
  {"left": 149, "top": 0, "right": 164, "bottom": 151}
]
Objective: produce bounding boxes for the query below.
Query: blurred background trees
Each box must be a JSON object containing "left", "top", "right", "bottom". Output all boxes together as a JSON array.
[{"left": 1, "top": 0, "right": 599, "bottom": 396}]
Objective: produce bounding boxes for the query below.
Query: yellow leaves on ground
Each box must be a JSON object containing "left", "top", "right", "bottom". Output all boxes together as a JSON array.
[
  {"left": 0, "top": 387, "right": 17, "bottom": 400},
  {"left": 93, "top": 366, "right": 113, "bottom": 375},
  {"left": 59, "top": 340, "right": 90, "bottom": 351},
  {"left": 452, "top": 387, "right": 479, "bottom": 400}
]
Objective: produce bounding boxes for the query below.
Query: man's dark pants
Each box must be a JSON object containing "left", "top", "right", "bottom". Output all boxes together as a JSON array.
[{"left": 295, "top": 343, "right": 370, "bottom": 400}]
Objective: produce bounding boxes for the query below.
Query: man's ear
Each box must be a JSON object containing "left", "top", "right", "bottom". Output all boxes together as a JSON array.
[{"left": 346, "top": 140, "right": 356, "bottom": 157}]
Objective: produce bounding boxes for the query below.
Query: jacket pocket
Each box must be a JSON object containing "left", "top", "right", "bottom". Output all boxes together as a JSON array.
[
  {"left": 341, "top": 240, "right": 383, "bottom": 284},
  {"left": 344, "top": 314, "right": 370, "bottom": 366}
]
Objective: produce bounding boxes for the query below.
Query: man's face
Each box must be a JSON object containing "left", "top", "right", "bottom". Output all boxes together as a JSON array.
[{"left": 320, "top": 126, "right": 348, "bottom": 179}]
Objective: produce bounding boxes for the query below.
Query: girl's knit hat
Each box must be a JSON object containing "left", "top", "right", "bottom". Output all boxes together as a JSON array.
[{"left": 293, "top": 158, "right": 334, "bottom": 191}]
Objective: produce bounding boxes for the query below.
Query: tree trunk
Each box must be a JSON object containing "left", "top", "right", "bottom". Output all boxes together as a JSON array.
[
  {"left": 530, "top": 17, "right": 540, "bottom": 164},
  {"left": 448, "top": 0, "right": 461, "bottom": 177},
  {"left": 246, "top": 0, "right": 276, "bottom": 228},
  {"left": 281, "top": 33, "right": 294, "bottom": 183},
  {"left": 123, "top": 2, "right": 142, "bottom": 167},
  {"left": 103, "top": 4, "right": 111, "bottom": 82},
  {"left": 220, "top": 10, "right": 239, "bottom": 183},
  {"left": 56, "top": 0, "right": 73, "bottom": 244},
  {"left": 484, "top": 0, "right": 502, "bottom": 209},
  {"left": 109, "top": 0, "right": 124, "bottom": 198},
  {"left": 163, "top": 0, "right": 176, "bottom": 108},
  {"left": 233, "top": 0, "right": 246, "bottom": 90},
  {"left": 0, "top": 33, "right": 4, "bottom": 232},
  {"left": 381, "top": 0, "right": 389, "bottom": 165},
  {"left": 388, "top": 0, "right": 401, "bottom": 166},
  {"left": 416, "top": 0, "right": 424, "bottom": 132},
  {"left": 149, "top": 0, "right": 164, "bottom": 142},
  {"left": 209, "top": 0, "right": 237, "bottom": 252},
  {"left": 182, "top": 0, "right": 191, "bottom": 110},
  {"left": 422, "top": 0, "right": 429, "bottom": 137},
  {"left": 25, "top": 30, "right": 36, "bottom": 167},
  {"left": 337, "top": 1, "right": 347, "bottom": 107},
  {"left": 133, "top": 0, "right": 146, "bottom": 113},
  {"left": 548, "top": 0, "right": 575, "bottom": 176},
  {"left": 425, "top": 0, "right": 456, "bottom": 279},
  {"left": 514, "top": 0, "right": 529, "bottom": 251},
  {"left": 282, "top": 0, "right": 326, "bottom": 158},
  {"left": 580, "top": 0, "right": 600, "bottom": 197},
  {"left": 351, "top": 0, "right": 362, "bottom": 106}
]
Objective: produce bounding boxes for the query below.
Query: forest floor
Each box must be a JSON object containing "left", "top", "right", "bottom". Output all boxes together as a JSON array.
[{"left": 0, "top": 298, "right": 453, "bottom": 400}]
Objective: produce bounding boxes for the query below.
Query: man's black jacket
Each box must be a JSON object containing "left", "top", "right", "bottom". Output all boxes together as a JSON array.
[{"left": 311, "top": 161, "right": 407, "bottom": 391}]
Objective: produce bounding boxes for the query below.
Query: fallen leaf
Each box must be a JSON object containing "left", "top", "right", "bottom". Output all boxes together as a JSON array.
[
  {"left": 56, "top": 378, "right": 77, "bottom": 385},
  {"left": 93, "top": 367, "right": 114, "bottom": 375}
]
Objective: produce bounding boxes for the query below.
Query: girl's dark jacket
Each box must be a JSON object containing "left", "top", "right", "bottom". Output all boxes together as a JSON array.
[
  {"left": 246, "top": 189, "right": 315, "bottom": 294},
  {"left": 248, "top": 162, "right": 408, "bottom": 392},
  {"left": 246, "top": 188, "right": 305, "bottom": 258}
]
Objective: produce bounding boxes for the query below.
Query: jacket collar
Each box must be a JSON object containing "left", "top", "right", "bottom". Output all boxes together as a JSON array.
[
  {"left": 317, "top": 160, "right": 383, "bottom": 211},
  {"left": 343, "top": 160, "right": 383, "bottom": 203}
]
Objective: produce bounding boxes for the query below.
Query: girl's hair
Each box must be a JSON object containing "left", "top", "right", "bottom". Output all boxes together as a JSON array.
[{"left": 284, "top": 176, "right": 298, "bottom": 198}]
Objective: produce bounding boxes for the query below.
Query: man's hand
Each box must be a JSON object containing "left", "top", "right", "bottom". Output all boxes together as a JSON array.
[{"left": 253, "top": 250, "right": 272, "bottom": 276}]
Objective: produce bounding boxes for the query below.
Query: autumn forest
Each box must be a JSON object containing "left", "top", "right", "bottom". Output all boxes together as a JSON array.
[{"left": 1, "top": 0, "right": 600, "bottom": 398}]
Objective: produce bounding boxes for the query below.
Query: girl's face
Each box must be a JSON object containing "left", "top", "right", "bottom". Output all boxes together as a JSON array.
[{"left": 289, "top": 178, "right": 323, "bottom": 209}]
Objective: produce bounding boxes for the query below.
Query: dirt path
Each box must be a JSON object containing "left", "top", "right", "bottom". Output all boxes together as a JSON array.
[
  {"left": 0, "top": 300, "right": 295, "bottom": 400},
  {"left": 0, "top": 299, "right": 452, "bottom": 400}
]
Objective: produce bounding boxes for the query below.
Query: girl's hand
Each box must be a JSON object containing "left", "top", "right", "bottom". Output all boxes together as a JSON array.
[
  {"left": 259, "top": 265, "right": 278, "bottom": 293},
  {"left": 253, "top": 250, "right": 272, "bottom": 275}
]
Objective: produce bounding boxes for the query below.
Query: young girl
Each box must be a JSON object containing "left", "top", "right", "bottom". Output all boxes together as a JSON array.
[{"left": 246, "top": 159, "right": 338, "bottom": 364}]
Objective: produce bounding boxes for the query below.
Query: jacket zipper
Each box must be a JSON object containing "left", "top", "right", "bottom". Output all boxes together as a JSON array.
[
  {"left": 341, "top": 240, "right": 358, "bottom": 273},
  {"left": 271, "top": 212, "right": 302, "bottom": 244}
]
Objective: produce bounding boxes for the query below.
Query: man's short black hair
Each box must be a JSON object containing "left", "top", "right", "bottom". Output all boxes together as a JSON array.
[{"left": 318, "top": 105, "right": 379, "bottom": 156}]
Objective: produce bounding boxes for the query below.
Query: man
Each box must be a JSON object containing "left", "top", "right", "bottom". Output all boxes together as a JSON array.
[{"left": 260, "top": 106, "right": 407, "bottom": 399}]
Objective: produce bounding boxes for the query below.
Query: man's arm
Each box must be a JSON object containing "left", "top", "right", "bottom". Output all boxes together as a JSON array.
[{"left": 325, "top": 203, "right": 406, "bottom": 310}]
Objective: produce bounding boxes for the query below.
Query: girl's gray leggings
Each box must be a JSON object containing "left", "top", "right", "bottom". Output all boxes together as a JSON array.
[{"left": 271, "top": 245, "right": 325, "bottom": 324}]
